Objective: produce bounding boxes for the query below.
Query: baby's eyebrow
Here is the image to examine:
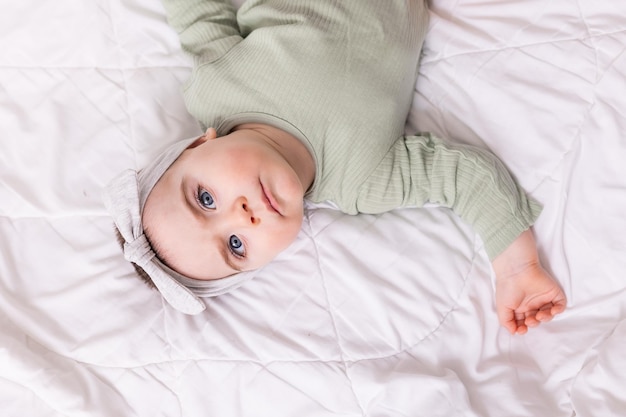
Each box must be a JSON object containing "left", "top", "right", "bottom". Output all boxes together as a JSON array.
[{"left": 183, "top": 181, "right": 203, "bottom": 222}]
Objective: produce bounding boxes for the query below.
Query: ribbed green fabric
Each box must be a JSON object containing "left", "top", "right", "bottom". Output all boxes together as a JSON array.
[{"left": 162, "top": 0, "right": 541, "bottom": 259}]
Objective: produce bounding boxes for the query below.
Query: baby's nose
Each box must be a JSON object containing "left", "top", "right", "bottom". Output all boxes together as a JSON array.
[{"left": 235, "top": 197, "right": 260, "bottom": 225}]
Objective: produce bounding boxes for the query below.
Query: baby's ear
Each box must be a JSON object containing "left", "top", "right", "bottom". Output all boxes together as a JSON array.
[{"left": 187, "top": 128, "right": 218, "bottom": 149}]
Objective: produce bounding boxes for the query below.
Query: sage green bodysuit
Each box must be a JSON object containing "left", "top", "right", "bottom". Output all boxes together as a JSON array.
[{"left": 162, "top": 0, "right": 541, "bottom": 259}]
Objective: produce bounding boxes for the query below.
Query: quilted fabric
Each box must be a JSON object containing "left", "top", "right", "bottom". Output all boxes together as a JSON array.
[{"left": 1, "top": 0, "right": 625, "bottom": 415}]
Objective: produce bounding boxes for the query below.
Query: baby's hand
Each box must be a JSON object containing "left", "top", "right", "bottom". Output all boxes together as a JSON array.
[{"left": 492, "top": 230, "right": 566, "bottom": 335}]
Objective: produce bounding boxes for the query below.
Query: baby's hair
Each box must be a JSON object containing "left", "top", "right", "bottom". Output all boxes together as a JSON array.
[{"left": 113, "top": 227, "right": 156, "bottom": 289}]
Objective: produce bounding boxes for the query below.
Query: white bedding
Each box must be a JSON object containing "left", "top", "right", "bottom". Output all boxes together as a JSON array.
[{"left": 1, "top": 0, "right": 625, "bottom": 416}]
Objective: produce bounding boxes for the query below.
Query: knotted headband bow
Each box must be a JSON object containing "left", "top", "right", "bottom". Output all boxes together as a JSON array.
[{"left": 102, "top": 137, "right": 258, "bottom": 315}]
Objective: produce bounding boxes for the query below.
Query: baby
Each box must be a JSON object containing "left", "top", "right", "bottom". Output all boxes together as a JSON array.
[{"left": 104, "top": 0, "right": 566, "bottom": 334}]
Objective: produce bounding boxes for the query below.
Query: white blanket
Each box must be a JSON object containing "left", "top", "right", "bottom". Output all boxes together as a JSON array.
[{"left": 1, "top": 0, "right": 625, "bottom": 416}]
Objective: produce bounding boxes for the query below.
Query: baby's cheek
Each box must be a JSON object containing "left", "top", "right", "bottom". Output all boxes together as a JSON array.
[
  {"left": 264, "top": 220, "right": 295, "bottom": 253},
  {"left": 283, "top": 216, "right": 303, "bottom": 247}
]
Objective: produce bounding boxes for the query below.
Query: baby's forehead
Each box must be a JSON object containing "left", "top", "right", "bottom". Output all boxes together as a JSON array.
[
  {"left": 137, "top": 136, "right": 199, "bottom": 212},
  {"left": 142, "top": 196, "right": 235, "bottom": 280}
]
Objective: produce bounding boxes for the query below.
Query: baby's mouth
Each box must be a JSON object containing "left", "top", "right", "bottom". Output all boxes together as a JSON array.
[{"left": 260, "top": 181, "right": 282, "bottom": 216}]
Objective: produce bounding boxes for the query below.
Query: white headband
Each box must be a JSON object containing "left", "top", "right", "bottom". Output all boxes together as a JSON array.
[{"left": 102, "top": 137, "right": 259, "bottom": 314}]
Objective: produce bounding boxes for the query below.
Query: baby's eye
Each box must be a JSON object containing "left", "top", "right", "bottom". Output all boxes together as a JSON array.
[
  {"left": 229, "top": 235, "right": 245, "bottom": 257},
  {"left": 197, "top": 189, "right": 215, "bottom": 209}
]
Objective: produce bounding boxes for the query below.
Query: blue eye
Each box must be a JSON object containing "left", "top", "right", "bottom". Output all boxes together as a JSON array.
[
  {"left": 229, "top": 235, "right": 245, "bottom": 257},
  {"left": 197, "top": 189, "right": 215, "bottom": 209}
]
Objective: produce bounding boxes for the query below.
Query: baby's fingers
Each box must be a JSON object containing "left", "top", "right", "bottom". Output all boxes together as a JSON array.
[
  {"left": 513, "top": 312, "right": 528, "bottom": 335},
  {"left": 534, "top": 298, "right": 567, "bottom": 323},
  {"left": 534, "top": 304, "right": 555, "bottom": 322},
  {"left": 539, "top": 296, "right": 567, "bottom": 321},
  {"left": 498, "top": 308, "right": 524, "bottom": 335},
  {"left": 551, "top": 297, "right": 567, "bottom": 315},
  {"left": 524, "top": 311, "right": 540, "bottom": 327}
]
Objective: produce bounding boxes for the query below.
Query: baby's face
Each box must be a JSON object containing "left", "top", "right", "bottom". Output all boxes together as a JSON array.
[{"left": 142, "top": 129, "right": 306, "bottom": 280}]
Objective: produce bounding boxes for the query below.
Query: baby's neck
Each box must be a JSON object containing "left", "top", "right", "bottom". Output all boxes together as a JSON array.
[{"left": 234, "top": 123, "right": 316, "bottom": 192}]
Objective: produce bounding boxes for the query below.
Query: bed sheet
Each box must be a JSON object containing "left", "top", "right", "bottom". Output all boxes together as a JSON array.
[{"left": 1, "top": 0, "right": 625, "bottom": 416}]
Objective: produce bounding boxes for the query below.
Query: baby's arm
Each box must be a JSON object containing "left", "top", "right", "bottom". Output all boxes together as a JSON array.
[
  {"left": 492, "top": 229, "right": 566, "bottom": 335},
  {"left": 356, "top": 133, "right": 566, "bottom": 333},
  {"left": 161, "top": 0, "right": 242, "bottom": 61}
]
